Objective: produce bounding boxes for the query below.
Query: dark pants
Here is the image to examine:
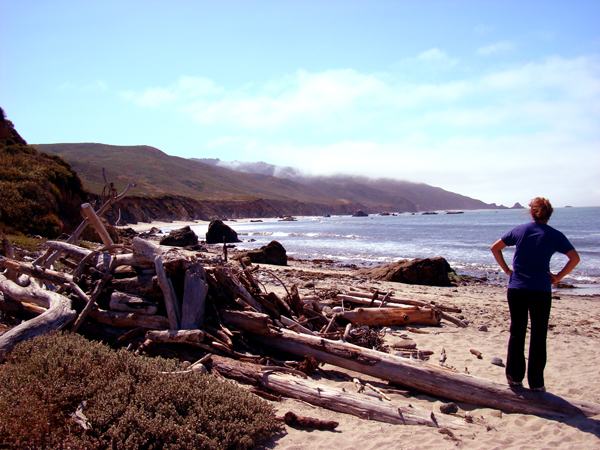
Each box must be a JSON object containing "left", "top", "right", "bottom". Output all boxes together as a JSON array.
[{"left": 506, "top": 288, "right": 552, "bottom": 389}]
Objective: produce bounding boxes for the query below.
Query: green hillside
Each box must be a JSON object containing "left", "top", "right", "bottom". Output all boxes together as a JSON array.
[
  {"left": 37, "top": 143, "right": 339, "bottom": 204},
  {"left": 39, "top": 143, "right": 498, "bottom": 213}
]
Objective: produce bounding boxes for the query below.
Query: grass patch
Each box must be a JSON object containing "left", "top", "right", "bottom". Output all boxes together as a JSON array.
[{"left": 0, "top": 332, "right": 281, "bottom": 449}]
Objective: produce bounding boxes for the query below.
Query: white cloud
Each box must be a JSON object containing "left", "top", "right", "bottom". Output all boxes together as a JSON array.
[
  {"left": 476, "top": 40, "right": 516, "bottom": 56},
  {"left": 58, "top": 80, "right": 108, "bottom": 93},
  {"left": 124, "top": 54, "right": 600, "bottom": 205},
  {"left": 121, "top": 76, "right": 223, "bottom": 107},
  {"left": 394, "top": 48, "right": 459, "bottom": 72}
]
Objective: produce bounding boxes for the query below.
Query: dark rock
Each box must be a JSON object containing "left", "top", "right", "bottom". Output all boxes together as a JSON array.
[
  {"left": 236, "top": 240, "right": 287, "bottom": 266},
  {"left": 352, "top": 210, "right": 369, "bottom": 217},
  {"left": 440, "top": 403, "right": 459, "bottom": 414},
  {"left": 357, "top": 257, "right": 456, "bottom": 286},
  {"left": 491, "top": 356, "right": 505, "bottom": 367},
  {"left": 160, "top": 226, "right": 199, "bottom": 247},
  {"left": 205, "top": 220, "right": 240, "bottom": 244}
]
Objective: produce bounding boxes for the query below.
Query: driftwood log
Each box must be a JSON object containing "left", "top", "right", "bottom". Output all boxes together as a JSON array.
[
  {"left": 338, "top": 294, "right": 466, "bottom": 328},
  {"left": 339, "top": 306, "right": 441, "bottom": 327},
  {"left": 0, "top": 276, "right": 76, "bottom": 359},
  {"left": 181, "top": 263, "right": 208, "bottom": 329},
  {"left": 220, "top": 311, "right": 600, "bottom": 418},
  {"left": 210, "top": 355, "right": 468, "bottom": 430}
]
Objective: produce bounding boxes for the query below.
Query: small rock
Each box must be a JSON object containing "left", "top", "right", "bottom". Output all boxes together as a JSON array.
[
  {"left": 439, "top": 403, "right": 459, "bottom": 414},
  {"left": 478, "top": 325, "right": 488, "bottom": 332},
  {"left": 491, "top": 356, "right": 505, "bottom": 367}
]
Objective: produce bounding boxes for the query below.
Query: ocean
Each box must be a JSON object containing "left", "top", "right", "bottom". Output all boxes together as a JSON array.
[{"left": 165, "top": 207, "right": 600, "bottom": 295}]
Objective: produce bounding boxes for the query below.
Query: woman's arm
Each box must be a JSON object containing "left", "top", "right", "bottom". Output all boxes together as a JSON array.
[
  {"left": 490, "top": 239, "right": 513, "bottom": 277},
  {"left": 550, "top": 249, "right": 580, "bottom": 285}
]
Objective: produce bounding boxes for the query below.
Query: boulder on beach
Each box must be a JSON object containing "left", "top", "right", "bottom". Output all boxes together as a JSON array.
[
  {"left": 160, "top": 226, "right": 198, "bottom": 247},
  {"left": 352, "top": 210, "right": 369, "bottom": 217},
  {"left": 235, "top": 240, "right": 287, "bottom": 266},
  {"left": 358, "top": 257, "right": 456, "bottom": 286},
  {"left": 205, "top": 220, "right": 240, "bottom": 244}
]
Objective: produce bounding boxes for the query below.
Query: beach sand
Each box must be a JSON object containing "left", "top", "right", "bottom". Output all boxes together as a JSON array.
[
  {"left": 121, "top": 221, "right": 600, "bottom": 449},
  {"left": 243, "top": 258, "right": 600, "bottom": 450}
]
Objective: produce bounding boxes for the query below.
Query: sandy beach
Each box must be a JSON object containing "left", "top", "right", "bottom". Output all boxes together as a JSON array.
[
  {"left": 123, "top": 220, "right": 600, "bottom": 449},
  {"left": 241, "top": 259, "right": 599, "bottom": 450}
]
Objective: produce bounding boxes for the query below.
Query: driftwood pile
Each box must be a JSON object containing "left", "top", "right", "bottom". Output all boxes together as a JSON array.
[{"left": 2, "top": 190, "right": 600, "bottom": 432}]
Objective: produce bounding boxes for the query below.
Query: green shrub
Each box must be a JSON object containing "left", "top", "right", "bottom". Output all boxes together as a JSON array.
[
  {"left": 0, "top": 332, "right": 281, "bottom": 449},
  {"left": 0, "top": 142, "right": 89, "bottom": 238}
]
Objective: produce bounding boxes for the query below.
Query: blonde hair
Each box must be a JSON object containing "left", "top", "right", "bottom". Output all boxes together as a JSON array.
[{"left": 529, "top": 197, "right": 553, "bottom": 222}]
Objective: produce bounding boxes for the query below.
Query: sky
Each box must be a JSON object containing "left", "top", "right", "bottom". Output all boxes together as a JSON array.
[{"left": 1, "top": 0, "right": 599, "bottom": 208}]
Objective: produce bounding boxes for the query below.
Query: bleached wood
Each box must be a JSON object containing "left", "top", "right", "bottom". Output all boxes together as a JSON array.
[
  {"left": 210, "top": 355, "right": 468, "bottom": 429},
  {"left": 0, "top": 256, "right": 73, "bottom": 285},
  {"left": 242, "top": 326, "right": 600, "bottom": 418},
  {"left": 88, "top": 309, "right": 169, "bottom": 329},
  {"left": 279, "top": 315, "right": 317, "bottom": 335},
  {"left": 0, "top": 275, "right": 76, "bottom": 358},
  {"left": 181, "top": 263, "right": 208, "bottom": 329},
  {"left": 81, "top": 203, "right": 114, "bottom": 249},
  {"left": 340, "top": 306, "right": 441, "bottom": 327},
  {"left": 109, "top": 291, "right": 158, "bottom": 315},
  {"left": 145, "top": 329, "right": 206, "bottom": 344},
  {"left": 155, "top": 255, "right": 180, "bottom": 330}
]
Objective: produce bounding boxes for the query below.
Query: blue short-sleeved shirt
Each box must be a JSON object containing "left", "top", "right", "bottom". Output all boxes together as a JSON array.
[{"left": 501, "top": 221, "right": 574, "bottom": 292}]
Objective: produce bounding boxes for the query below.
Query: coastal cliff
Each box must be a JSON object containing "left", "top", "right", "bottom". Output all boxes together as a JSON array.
[{"left": 101, "top": 195, "right": 365, "bottom": 225}]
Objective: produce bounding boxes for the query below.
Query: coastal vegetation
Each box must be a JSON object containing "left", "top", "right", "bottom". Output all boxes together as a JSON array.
[
  {"left": 0, "top": 108, "right": 88, "bottom": 237},
  {"left": 0, "top": 332, "right": 280, "bottom": 449}
]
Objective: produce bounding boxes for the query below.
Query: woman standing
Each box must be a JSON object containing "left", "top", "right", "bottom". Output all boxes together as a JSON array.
[{"left": 491, "top": 197, "right": 580, "bottom": 392}]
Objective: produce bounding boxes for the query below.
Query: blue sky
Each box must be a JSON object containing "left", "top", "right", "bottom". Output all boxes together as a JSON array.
[{"left": 2, "top": 0, "right": 599, "bottom": 207}]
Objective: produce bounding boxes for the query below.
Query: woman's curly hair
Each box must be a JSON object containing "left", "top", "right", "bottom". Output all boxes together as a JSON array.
[{"left": 529, "top": 197, "right": 553, "bottom": 222}]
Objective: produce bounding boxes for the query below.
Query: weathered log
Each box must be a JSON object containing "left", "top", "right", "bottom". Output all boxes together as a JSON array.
[
  {"left": 392, "top": 340, "right": 417, "bottom": 349},
  {"left": 439, "top": 311, "right": 467, "bottom": 328},
  {"left": 253, "top": 293, "right": 281, "bottom": 320},
  {"left": 205, "top": 325, "right": 233, "bottom": 347},
  {"left": 155, "top": 255, "right": 181, "bottom": 330},
  {"left": 288, "top": 284, "right": 304, "bottom": 319},
  {"left": 279, "top": 316, "right": 316, "bottom": 336},
  {"left": 219, "top": 309, "right": 274, "bottom": 335},
  {"left": 145, "top": 329, "right": 206, "bottom": 345},
  {"left": 0, "top": 295, "right": 47, "bottom": 317},
  {"left": 109, "top": 291, "right": 158, "bottom": 315},
  {"left": 339, "top": 294, "right": 465, "bottom": 327},
  {"left": 210, "top": 355, "right": 468, "bottom": 429},
  {"left": 81, "top": 203, "right": 115, "bottom": 250},
  {"left": 45, "top": 241, "right": 93, "bottom": 261},
  {"left": 181, "top": 263, "right": 208, "bottom": 329},
  {"left": 247, "top": 328, "right": 600, "bottom": 418},
  {"left": 35, "top": 180, "right": 135, "bottom": 268},
  {"left": 0, "top": 256, "right": 73, "bottom": 286},
  {"left": 0, "top": 276, "right": 76, "bottom": 358},
  {"left": 340, "top": 306, "right": 441, "bottom": 327},
  {"left": 70, "top": 273, "right": 113, "bottom": 333},
  {"left": 88, "top": 309, "right": 170, "bottom": 329},
  {"left": 109, "top": 275, "right": 162, "bottom": 300},
  {"left": 132, "top": 237, "right": 167, "bottom": 262},
  {"left": 213, "top": 267, "right": 265, "bottom": 314},
  {"left": 267, "top": 291, "right": 294, "bottom": 317}
]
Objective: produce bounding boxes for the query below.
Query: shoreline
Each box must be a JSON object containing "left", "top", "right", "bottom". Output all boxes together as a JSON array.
[
  {"left": 119, "top": 219, "right": 600, "bottom": 296},
  {"left": 210, "top": 249, "right": 600, "bottom": 448}
]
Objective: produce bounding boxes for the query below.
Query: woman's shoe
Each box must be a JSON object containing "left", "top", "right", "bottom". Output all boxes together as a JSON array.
[{"left": 508, "top": 380, "right": 523, "bottom": 387}]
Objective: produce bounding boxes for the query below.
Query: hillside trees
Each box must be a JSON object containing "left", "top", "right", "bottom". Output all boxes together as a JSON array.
[{"left": 0, "top": 107, "right": 89, "bottom": 237}]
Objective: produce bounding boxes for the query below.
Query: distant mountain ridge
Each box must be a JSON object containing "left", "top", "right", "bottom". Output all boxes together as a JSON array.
[
  {"left": 192, "top": 158, "right": 514, "bottom": 212},
  {"left": 37, "top": 143, "right": 516, "bottom": 221}
]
